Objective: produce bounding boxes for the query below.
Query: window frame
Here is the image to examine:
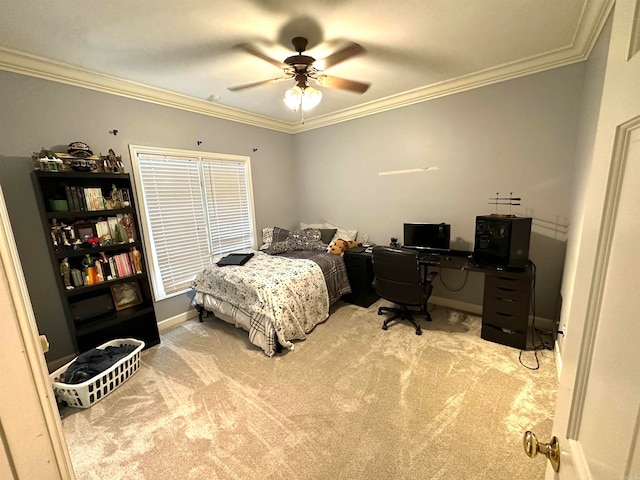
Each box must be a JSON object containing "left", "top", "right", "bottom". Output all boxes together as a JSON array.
[{"left": 129, "top": 145, "right": 257, "bottom": 301}]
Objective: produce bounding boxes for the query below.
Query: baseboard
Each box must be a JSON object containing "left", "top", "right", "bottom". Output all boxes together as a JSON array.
[
  {"left": 45, "top": 311, "right": 197, "bottom": 371},
  {"left": 431, "top": 295, "right": 558, "bottom": 346},
  {"left": 157, "top": 309, "right": 198, "bottom": 332},
  {"left": 554, "top": 340, "right": 563, "bottom": 379},
  {"left": 430, "top": 296, "right": 483, "bottom": 315}
]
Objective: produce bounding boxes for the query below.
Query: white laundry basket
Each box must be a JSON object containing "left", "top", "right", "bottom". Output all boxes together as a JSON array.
[{"left": 50, "top": 338, "right": 145, "bottom": 408}]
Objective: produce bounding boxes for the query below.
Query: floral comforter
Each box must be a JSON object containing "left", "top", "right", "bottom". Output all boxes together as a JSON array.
[{"left": 191, "top": 251, "right": 349, "bottom": 356}]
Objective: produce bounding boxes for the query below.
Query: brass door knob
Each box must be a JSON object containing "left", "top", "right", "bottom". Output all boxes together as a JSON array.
[{"left": 523, "top": 430, "right": 560, "bottom": 472}]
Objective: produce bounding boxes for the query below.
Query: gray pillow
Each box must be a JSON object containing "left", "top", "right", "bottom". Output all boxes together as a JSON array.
[
  {"left": 264, "top": 240, "right": 289, "bottom": 255},
  {"left": 272, "top": 227, "right": 290, "bottom": 243},
  {"left": 318, "top": 228, "right": 337, "bottom": 245},
  {"left": 287, "top": 229, "right": 326, "bottom": 251}
]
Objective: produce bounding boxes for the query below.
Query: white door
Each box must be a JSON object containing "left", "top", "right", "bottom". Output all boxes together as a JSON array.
[
  {"left": 528, "top": 1, "right": 640, "bottom": 477},
  {"left": 0, "top": 186, "right": 75, "bottom": 478},
  {"left": 548, "top": 122, "right": 640, "bottom": 479}
]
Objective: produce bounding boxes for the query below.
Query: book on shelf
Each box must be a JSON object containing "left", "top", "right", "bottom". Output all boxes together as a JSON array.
[{"left": 83, "top": 187, "right": 106, "bottom": 211}]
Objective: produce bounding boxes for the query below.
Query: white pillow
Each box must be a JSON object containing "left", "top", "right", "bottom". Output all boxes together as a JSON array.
[
  {"left": 300, "top": 221, "right": 329, "bottom": 229},
  {"left": 261, "top": 227, "right": 274, "bottom": 248},
  {"left": 300, "top": 222, "right": 357, "bottom": 244},
  {"left": 324, "top": 223, "right": 358, "bottom": 244}
]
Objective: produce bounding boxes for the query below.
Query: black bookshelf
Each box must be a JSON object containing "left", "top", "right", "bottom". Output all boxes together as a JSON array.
[{"left": 32, "top": 170, "right": 160, "bottom": 353}]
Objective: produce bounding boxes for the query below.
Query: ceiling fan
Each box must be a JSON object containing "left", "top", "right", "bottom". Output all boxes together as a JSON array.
[{"left": 228, "top": 36, "right": 371, "bottom": 111}]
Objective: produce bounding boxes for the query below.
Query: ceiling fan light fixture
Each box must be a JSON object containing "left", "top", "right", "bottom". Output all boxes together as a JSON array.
[
  {"left": 284, "top": 85, "right": 303, "bottom": 111},
  {"left": 301, "top": 86, "right": 322, "bottom": 110},
  {"left": 283, "top": 85, "right": 322, "bottom": 111}
]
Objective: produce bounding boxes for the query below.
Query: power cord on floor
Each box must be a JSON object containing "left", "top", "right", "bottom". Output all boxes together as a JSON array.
[{"left": 519, "top": 260, "right": 554, "bottom": 370}]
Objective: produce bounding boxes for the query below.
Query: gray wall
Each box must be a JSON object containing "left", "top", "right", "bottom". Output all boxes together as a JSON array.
[
  {"left": 0, "top": 70, "right": 297, "bottom": 363},
  {"left": 0, "top": 58, "right": 589, "bottom": 362},
  {"left": 293, "top": 64, "right": 587, "bottom": 319},
  {"left": 558, "top": 13, "right": 611, "bottom": 353}
]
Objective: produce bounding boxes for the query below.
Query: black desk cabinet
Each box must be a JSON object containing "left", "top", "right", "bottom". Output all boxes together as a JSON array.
[
  {"left": 481, "top": 270, "right": 533, "bottom": 349},
  {"left": 343, "top": 250, "right": 379, "bottom": 308}
]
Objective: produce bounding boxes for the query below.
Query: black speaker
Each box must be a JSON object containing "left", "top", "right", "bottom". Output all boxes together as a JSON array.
[
  {"left": 70, "top": 293, "right": 114, "bottom": 322},
  {"left": 474, "top": 215, "right": 532, "bottom": 269}
]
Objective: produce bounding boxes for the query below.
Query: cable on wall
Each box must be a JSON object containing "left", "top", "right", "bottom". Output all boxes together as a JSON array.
[{"left": 436, "top": 267, "right": 469, "bottom": 292}]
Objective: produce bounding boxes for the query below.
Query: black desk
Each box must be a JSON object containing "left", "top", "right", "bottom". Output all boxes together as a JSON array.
[
  {"left": 343, "top": 249, "right": 533, "bottom": 349},
  {"left": 418, "top": 252, "right": 533, "bottom": 349}
]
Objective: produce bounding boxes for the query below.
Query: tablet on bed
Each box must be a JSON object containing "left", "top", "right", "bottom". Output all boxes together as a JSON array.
[{"left": 216, "top": 252, "right": 254, "bottom": 267}]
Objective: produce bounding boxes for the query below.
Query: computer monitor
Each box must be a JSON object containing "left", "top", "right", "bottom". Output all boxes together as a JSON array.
[{"left": 403, "top": 223, "right": 451, "bottom": 252}]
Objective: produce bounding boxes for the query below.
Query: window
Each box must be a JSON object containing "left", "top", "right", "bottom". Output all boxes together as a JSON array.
[{"left": 129, "top": 145, "right": 256, "bottom": 300}]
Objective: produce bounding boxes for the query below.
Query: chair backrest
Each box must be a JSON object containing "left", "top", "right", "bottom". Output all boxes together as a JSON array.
[{"left": 371, "top": 246, "right": 424, "bottom": 306}]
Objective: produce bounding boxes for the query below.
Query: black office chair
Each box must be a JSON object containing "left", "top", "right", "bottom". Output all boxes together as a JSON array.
[{"left": 371, "top": 246, "right": 438, "bottom": 335}]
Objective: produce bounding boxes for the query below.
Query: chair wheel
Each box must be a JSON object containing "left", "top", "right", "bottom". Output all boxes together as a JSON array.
[
  {"left": 377, "top": 308, "right": 384, "bottom": 315},
  {"left": 415, "top": 329, "right": 422, "bottom": 335},
  {"left": 382, "top": 324, "right": 388, "bottom": 330}
]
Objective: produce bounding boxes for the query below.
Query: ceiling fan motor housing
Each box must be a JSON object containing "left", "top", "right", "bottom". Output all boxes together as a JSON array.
[{"left": 291, "top": 36, "right": 309, "bottom": 53}]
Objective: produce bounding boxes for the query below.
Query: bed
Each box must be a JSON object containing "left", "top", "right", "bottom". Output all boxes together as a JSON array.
[{"left": 191, "top": 247, "right": 352, "bottom": 356}]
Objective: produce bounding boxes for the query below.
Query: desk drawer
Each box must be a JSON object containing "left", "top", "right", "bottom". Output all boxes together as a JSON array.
[
  {"left": 484, "top": 274, "right": 531, "bottom": 303},
  {"left": 483, "top": 295, "right": 530, "bottom": 319},
  {"left": 482, "top": 310, "right": 529, "bottom": 332},
  {"left": 481, "top": 324, "right": 527, "bottom": 349}
]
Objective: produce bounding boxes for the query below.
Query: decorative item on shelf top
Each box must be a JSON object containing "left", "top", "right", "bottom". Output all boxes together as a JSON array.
[
  {"left": 37, "top": 148, "right": 63, "bottom": 172},
  {"left": 101, "top": 149, "right": 125, "bottom": 174},
  {"left": 69, "top": 158, "right": 97, "bottom": 172},
  {"left": 68, "top": 141, "right": 93, "bottom": 158},
  {"left": 390, "top": 237, "right": 400, "bottom": 248}
]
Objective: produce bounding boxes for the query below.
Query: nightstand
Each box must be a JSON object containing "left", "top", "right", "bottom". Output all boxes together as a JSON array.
[{"left": 343, "top": 249, "right": 379, "bottom": 308}]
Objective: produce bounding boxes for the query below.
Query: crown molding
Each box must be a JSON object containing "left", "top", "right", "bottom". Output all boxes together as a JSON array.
[
  {"left": 0, "top": 47, "right": 293, "bottom": 133},
  {"left": 292, "top": 46, "right": 587, "bottom": 133},
  {"left": 0, "top": 0, "right": 613, "bottom": 136},
  {"left": 292, "top": 0, "right": 614, "bottom": 133}
]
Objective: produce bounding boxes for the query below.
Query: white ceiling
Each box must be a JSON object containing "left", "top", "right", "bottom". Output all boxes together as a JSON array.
[{"left": 0, "top": 0, "right": 612, "bottom": 133}]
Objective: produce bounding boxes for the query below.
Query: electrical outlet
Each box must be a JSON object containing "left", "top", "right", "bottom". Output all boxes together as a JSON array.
[{"left": 560, "top": 323, "right": 567, "bottom": 336}]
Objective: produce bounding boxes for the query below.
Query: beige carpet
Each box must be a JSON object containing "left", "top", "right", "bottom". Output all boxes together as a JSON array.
[{"left": 60, "top": 301, "right": 557, "bottom": 480}]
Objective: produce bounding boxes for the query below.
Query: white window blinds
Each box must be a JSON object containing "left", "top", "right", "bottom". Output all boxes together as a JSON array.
[{"left": 130, "top": 147, "right": 255, "bottom": 300}]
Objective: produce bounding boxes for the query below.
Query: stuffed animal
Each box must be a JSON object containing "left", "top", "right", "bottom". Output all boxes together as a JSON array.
[
  {"left": 329, "top": 239, "right": 349, "bottom": 255},
  {"left": 329, "top": 238, "right": 360, "bottom": 256},
  {"left": 346, "top": 240, "right": 359, "bottom": 249}
]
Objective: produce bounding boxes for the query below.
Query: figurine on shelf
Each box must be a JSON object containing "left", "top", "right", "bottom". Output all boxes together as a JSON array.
[
  {"left": 81, "top": 254, "right": 93, "bottom": 270},
  {"left": 50, "top": 219, "right": 63, "bottom": 249},
  {"left": 94, "top": 258, "right": 104, "bottom": 282},
  {"left": 120, "top": 214, "right": 135, "bottom": 242},
  {"left": 110, "top": 184, "right": 122, "bottom": 208},
  {"left": 112, "top": 223, "right": 124, "bottom": 244},
  {"left": 130, "top": 246, "right": 142, "bottom": 274},
  {"left": 99, "top": 252, "right": 113, "bottom": 281},
  {"left": 120, "top": 188, "right": 131, "bottom": 207},
  {"left": 60, "top": 258, "right": 73, "bottom": 290},
  {"left": 62, "top": 223, "right": 75, "bottom": 244},
  {"left": 81, "top": 254, "right": 98, "bottom": 285}
]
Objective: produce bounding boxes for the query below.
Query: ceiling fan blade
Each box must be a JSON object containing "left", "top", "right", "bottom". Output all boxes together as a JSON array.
[
  {"left": 228, "top": 77, "right": 291, "bottom": 91},
  {"left": 317, "top": 42, "right": 366, "bottom": 69},
  {"left": 315, "top": 75, "right": 370, "bottom": 94},
  {"left": 235, "top": 43, "right": 288, "bottom": 69}
]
